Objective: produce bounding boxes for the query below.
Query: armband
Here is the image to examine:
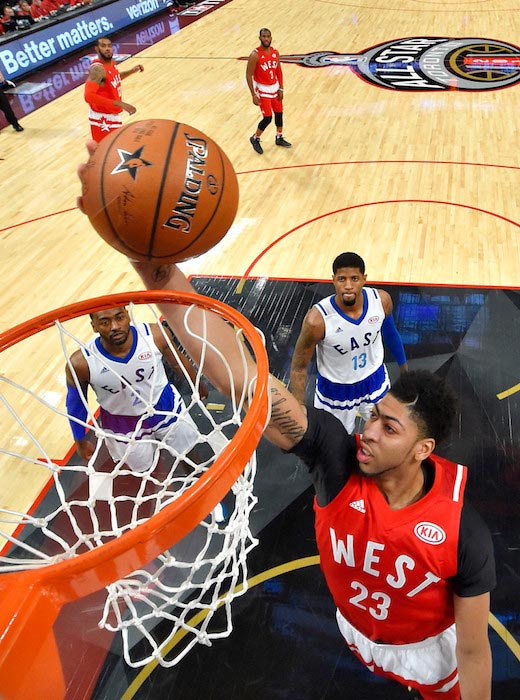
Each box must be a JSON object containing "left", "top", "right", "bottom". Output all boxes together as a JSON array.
[
  {"left": 381, "top": 314, "right": 407, "bottom": 366},
  {"left": 66, "top": 383, "right": 88, "bottom": 441},
  {"left": 84, "top": 80, "right": 115, "bottom": 111},
  {"left": 84, "top": 79, "right": 98, "bottom": 104}
]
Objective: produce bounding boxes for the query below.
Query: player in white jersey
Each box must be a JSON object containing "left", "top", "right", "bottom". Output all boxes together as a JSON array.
[
  {"left": 65, "top": 307, "right": 206, "bottom": 472},
  {"left": 290, "top": 252, "right": 408, "bottom": 433}
]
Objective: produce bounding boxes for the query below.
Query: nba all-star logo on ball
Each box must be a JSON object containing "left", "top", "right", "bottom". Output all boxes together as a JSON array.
[
  {"left": 111, "top": 147, "right": 152, "bottom": 180},
  {"left": 270, "top": 37, "right": 520, "bottom": 91}
]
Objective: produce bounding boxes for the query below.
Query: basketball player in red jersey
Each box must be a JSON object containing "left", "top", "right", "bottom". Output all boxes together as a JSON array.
[
  {"left": 125, "top": 261, "right": 494, "bottom": 700},
  {"left": 84, "top": 36, "right": 144, "bottom": 143},
  {"left": 77, "top": 145, "right": 495, "bottom": 700},
  {"left": 246, "top": 28, "right": 292, "bottom": 154}
]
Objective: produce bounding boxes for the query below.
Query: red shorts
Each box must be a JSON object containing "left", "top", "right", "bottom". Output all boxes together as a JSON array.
[
  {"left": 259, "top": 95, "right": 283, "bottom": 117},
  {"left": 372, "top": 663, "right": 460, "bottom": 700},
  {"left": 88, "top": 111, "right": 123, "bottom": 143}
]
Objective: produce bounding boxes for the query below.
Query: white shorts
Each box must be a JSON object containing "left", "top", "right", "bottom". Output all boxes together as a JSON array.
[
  {"left": 315, "top": 402, "right": 373, "bottom": 434},
  {"left": 336, "top": 610, "right": 458, "bottom": 690},
  {"left": 105, "top": 410, "right": 199, "bottom": 473}
]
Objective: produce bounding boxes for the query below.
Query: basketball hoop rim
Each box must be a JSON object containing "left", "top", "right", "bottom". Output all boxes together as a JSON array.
[{"left": 0, "top": 290, "right": 270, "bottom": 603}]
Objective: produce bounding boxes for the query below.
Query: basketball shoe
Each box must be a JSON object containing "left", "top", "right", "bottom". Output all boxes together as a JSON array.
[
  {"left": 249, "top": 135, "right": 263, "bottom": 154},
  {"left": 275, "top": 135, "right": 292, "bottom": 148}
]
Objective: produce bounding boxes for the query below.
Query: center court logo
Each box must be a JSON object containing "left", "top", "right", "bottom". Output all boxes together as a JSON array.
[{"left": 265, "top": 37, "right": 520, "bottom": 91}]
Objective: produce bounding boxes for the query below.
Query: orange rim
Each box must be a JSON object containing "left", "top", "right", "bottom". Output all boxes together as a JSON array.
[{"left": 0, "top": 290, "right": 270, "bottom": 602}]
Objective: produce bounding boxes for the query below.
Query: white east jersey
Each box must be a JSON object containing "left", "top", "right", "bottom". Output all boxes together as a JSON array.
[
  {"left": 313, "top": 288, "right": 389, "bottom": 429},
  {"left": 82, "top": 322, "right": 181, "bottom": 422},
  {"left": 315, "top": 287, "right": 386, "bottom": 384},
  {"left": 81, "top": 323, "right": 199, "bottom": 472}
]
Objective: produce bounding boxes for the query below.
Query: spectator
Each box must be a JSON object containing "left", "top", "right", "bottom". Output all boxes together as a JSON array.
[
  {"left": 16, "top": 0, "right": 34, "bottom": 19},
  {"left": 1, "top": 5, "right": 17, "bottom": 32},
  {"left": 14, "top": 0, "right": 34, "bottom": 26},
  {"left": 40, "top": 0, "right": 60, "bottom": 16},
  {"left": 0, "top": 71, "right": 24, "bottom": 132},
  {"left": 29, "top": 0, "right": 49, "bottom": 19}
]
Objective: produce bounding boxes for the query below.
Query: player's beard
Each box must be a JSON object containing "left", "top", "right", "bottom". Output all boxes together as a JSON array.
[{"left": 109, "top": 330, "right": 129, "bottom": 345}]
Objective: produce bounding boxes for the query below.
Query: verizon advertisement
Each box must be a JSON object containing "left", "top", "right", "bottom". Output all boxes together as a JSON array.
[{"left": 0, "top": 0, "right": 231, "bottom": 80}]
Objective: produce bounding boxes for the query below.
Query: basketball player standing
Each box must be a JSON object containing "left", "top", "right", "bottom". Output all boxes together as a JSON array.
[
  {"left": 65, "top": 307, "right": 204, "bottom": 470},
  {"left": 84, "top": 36, "right": 144, "bottom": 143},
  {"left": 290, "top": 252, "right": 408, "bottom": 434},
  {"left": 246, "top": 28, "right": 292, "bottom": 154}
]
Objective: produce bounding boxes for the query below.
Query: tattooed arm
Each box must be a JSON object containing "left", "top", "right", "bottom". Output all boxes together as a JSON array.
[
  {"left": 129, "top": 261, "right": 257, "bottom": 403},
  {"left": 264, "top": 376, "right": 308, "bottom": 450},
  {"left": 130, "top": 262, "right": 308, "bottom": 450}
]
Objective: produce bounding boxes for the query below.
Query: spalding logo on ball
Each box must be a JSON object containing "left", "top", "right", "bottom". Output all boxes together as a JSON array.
[{"left": 80, "top": 119, "right": 239, "bottom": 263}]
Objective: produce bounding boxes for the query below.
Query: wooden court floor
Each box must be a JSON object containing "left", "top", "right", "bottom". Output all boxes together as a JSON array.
[{"left": 0, "top": 0, "right": 519, "bottom": 697}]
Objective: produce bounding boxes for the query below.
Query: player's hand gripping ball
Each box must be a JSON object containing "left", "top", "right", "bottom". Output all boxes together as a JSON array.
[{"left": 79, "top": 119, "right": 239, "bottom": 263}]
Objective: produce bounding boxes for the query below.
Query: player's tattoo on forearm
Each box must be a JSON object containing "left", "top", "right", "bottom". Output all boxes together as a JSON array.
[{"left": 269, "top": 388, "right": 306, "bottom": 440}]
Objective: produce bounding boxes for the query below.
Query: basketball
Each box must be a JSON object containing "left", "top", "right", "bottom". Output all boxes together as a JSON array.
[{"left": 79, "top": 119, "right": 239, "bottom": 263}]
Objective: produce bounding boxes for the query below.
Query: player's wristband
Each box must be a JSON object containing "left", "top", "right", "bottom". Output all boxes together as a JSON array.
[{"left": 66, "top": 383, "right": 88, "bottom": 440}]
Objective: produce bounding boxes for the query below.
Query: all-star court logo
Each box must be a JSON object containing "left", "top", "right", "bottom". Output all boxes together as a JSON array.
[
  {"left": 245, "top": 37, "right": 520, "bottom": 91},
  {"left": 110, "top": 146, "right": 153, "bottom": 180}
]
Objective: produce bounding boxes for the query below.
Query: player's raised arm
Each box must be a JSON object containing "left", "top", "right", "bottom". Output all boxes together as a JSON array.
[
  {"left": 151, "top": 322, "right": 210, "bottom": 401},
  {"left": 130, "top": 261, "right": 307, "bottom": 451},
  {"left": 77, "top": 140, "right": 306, "bottom": 450},
  {"left": 131, "top": 261, "right": 255, "bottom": 398}
]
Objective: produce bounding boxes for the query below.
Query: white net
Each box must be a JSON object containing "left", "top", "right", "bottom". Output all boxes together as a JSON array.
[{"left": 0, "top": 295, "right": 268, "bottom": 667}]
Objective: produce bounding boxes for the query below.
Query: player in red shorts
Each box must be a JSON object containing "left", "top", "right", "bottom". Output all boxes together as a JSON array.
[
  {"left": 246, "top": 28, "right": 291, "bottom": 154},
  {"left": 84, "top": 36, "right": 144, "bottom": 143},
  {"left": 128, "top": 262, "right": 495, "bottom": 700}
]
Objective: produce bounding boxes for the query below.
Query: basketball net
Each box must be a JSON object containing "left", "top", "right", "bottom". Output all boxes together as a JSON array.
[{"left": 0, "top": 292, "right": 269, "bottom": 684}]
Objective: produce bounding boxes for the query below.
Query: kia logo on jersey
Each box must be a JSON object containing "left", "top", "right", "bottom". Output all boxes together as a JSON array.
[
  {"left": 367, "top": 316, "right": 380, "bottom": 324},
  {"left": 138, "top": 352, "right": 152, "bottom": 360},
  {"left": 414, "top": 521, "right": 447, "bottom": 545}
]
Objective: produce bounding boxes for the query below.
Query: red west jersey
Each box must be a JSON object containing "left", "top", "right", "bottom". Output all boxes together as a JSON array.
[
  {"left": 86, "top": 58, "right": 122, "bottom": 114},
  {"left": 253, "top": 46, "right": 283, "bottom": 95},
  {"left": 314, "top": 452, "right": 467, "bottom": 644}
]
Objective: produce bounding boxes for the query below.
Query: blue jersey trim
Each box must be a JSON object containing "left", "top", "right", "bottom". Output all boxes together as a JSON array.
[
  {"left": 330, "top": 289, "right": 369, "bottom": 326},
  {"left": 316, "top": 363, "right": 387, "bottom": 404}
]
